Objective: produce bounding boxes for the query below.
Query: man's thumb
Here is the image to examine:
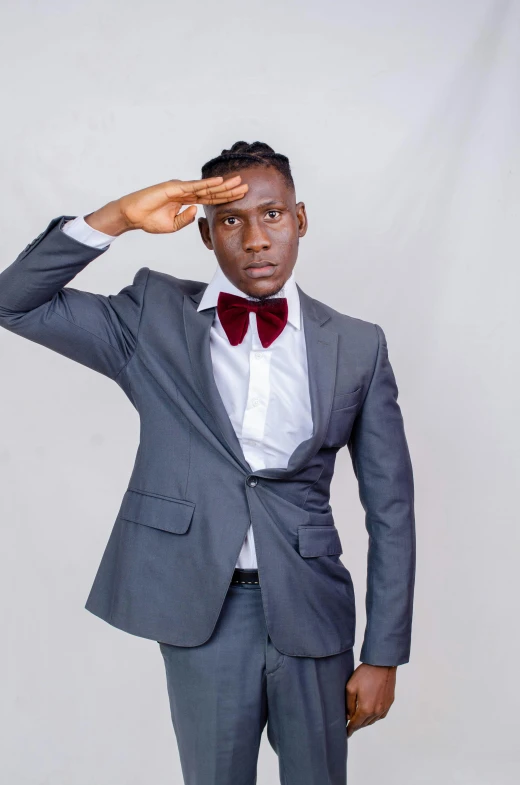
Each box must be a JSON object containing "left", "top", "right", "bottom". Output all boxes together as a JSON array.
[{"left": 172, "top": 204, "right": 197, "bottom": 232}]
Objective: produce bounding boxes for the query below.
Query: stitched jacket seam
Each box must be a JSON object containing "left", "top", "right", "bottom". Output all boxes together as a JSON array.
[
  {"left": 350, "top": 324, "right": 382, "bottom": 659},
  {"left": 359, "top": 323, "right": 382, "bottom": 410},
  {"left": 109, "top": 516, "right": 125, "bottom": 624},
  {"left": 302, "top": 465, "right": 325, "bottom": 507},
  {"left": 50, "top": 310, "right": 122, "bottom": 354},
  {"left": 114, "top": 268, "right": 150, "bottom": 382}
]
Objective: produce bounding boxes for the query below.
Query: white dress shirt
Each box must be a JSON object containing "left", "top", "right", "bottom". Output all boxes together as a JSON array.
[{"left": 61, "top": 216, "right": 313, "bottom": 568}]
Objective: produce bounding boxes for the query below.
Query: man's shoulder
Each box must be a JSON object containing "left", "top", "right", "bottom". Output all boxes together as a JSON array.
[
  {"left": 301, "top": 289, "right": 383, "bottom": 361},
  {"left": 301, "top": 289, "right": 379, "bottom": 335},
  {"left": 138, "top": 268, "right": 208, "bottom": 299}
]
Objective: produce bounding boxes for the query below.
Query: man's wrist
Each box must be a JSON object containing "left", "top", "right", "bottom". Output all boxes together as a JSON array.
[
  {"left": 84, "top": 200, "right": 132, "bottom": 237},
  {"left": 360, "top": 662, "right": 398, "bottom": 669}
]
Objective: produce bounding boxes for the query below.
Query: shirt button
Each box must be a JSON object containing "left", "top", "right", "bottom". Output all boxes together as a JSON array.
[
  {"left": 254, "top": 352, "right": 263, "bottom": 360},
  {"left": 246, "top": 476, "right": 259, "bottom": 488},
  {"left": 251, "top": 398, "right": 261, "bottom": 407}
]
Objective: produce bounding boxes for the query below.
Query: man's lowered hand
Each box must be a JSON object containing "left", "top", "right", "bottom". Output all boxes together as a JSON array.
[{"left": 346, "top": 663, "right": 397, "bottom": 737}]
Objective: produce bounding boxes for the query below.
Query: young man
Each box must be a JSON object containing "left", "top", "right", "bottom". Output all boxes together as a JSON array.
[{"left": 0, "top": 141, "right": 416, "bottom": 785}]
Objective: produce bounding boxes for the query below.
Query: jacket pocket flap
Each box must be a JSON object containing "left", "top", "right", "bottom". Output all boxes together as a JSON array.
[
  {"left": 332, "top": 386, "right": 362, "bottom": 411},
  {"left": 297, "top": 525, "right": 343, "bottom": 557},
  {"left": 119, "top": 489, "right": 195, "bottom": 534}
]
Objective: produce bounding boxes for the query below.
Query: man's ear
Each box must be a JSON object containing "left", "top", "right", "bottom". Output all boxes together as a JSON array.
[
  {"left": 198, "top": 217, "right": 214, "bottom": 250},
  {"left": 296, "top": 202, "right": 308, "bottom": 238}
]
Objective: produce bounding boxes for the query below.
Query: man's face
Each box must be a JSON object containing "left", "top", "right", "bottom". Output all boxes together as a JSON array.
[{"left": 198, "top": 166, "right": 308, "bottom": 299}]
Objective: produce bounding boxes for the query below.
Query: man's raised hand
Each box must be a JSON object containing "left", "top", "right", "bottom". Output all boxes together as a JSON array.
[{"left": 85, "top": 175, "right": 248, "bottom": 237}]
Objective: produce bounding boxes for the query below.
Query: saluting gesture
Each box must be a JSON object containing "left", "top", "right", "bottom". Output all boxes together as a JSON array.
[{"left": 86, "top": 175, "right": 249, "bottom": 236}]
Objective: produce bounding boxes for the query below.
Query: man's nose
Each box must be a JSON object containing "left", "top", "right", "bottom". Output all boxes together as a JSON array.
[{"left": 243, "top": 220, "right": 271, "bottom": 253}]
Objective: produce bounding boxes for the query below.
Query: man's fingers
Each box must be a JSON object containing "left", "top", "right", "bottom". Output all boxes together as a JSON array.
[
  {"left": 363, "top": 713, "right": 383, "bottom": 727},
  {"left": 346, "top": 686, "right": 357, "bottom": 722},
  {"left": 191, "top": 175, "right": 245, "bottom": 196},
  {"left": 198, "top": 189, "right": 248, "bottom": 205},
  {"left": 346, "top": 709, "right": 364, "bottom": 737},
  {"left": 346, "top": 685, "right": 360, "bottom": 738},
  {"left": 177, "top": 175, "right": 244, "bottom": 197},
  {"left": 178, "top": 187, "right": 248, "bottom": 206},
  {"left": 162, "top": 176, "right": 248, "bottom": 207},
  {"left": 176, "top": 176, "right": 225, "bottom": 194},
  {"left": 348, "top": 705, "right": 389, "bottom": 736},
  {"left": 195, "top": 183, "right": 249, "bottom": 203},
  {"left": 162, "top": 176, "right": 225, "bottom": 201},
  {"left": 347, "top": 709, "right": 375, "bottom": 737}
]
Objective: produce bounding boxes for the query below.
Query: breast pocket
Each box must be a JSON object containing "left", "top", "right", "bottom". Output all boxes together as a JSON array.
[
  {"left": 119, "top": 488, "right": 196, "bottom": 534},
  {"left": 331, "top": 385, "right": 363, "bottom": 411},
  {"left": 323, "top": 385, "right": 363, "bottom": 448}
]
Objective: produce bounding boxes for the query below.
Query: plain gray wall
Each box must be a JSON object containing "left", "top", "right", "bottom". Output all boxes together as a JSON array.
[{"left": 1, "top": 0, "right": 518, "bottom": 783}]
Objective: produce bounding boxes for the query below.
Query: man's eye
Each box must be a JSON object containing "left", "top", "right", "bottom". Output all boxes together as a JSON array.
[
  {"left": 223, "top": 216, "right": 238, "bottom": 225},
  {"left": 267, "top": 210, "right": 280, "bottom": 219}
]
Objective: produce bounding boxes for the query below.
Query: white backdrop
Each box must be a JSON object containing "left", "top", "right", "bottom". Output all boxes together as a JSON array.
[{"left": 1, "top": 1, "right": 519, "bottom": 783}]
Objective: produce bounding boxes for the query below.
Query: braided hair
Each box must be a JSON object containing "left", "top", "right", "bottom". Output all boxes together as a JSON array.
[{"left": 201, "top": 140, "right": 294, "bottom": 191}]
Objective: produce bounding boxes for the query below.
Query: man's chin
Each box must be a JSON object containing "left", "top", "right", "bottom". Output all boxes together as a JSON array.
[{"left": 239, "top": 277, "right": 287, "bottom": 301}]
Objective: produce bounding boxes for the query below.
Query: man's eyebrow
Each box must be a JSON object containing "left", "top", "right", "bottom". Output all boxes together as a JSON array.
[{"left": 213, "top": 199, "right": 284, "bottom": 216}]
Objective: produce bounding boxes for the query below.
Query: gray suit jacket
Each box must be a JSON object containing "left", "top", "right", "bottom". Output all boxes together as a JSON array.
[{"left": 0, "top": 215, "right": 416, "bottom": 665}]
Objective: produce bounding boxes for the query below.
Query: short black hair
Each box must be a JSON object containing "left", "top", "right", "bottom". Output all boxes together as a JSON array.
[{"left": 201, "top": 140, "right": 294, "bottom": 191}]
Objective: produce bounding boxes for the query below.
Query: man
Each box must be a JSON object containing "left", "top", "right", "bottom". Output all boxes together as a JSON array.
[{"left": 0, "top": 140, "right": 416, "bottom": 785}]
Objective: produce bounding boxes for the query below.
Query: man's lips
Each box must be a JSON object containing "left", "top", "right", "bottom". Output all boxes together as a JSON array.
[
  {"left": 244, "top": 260, "right": 276, "bottom": 268},
  {"left": 244, "top": 260, "right": 277, "bottom": 279}
]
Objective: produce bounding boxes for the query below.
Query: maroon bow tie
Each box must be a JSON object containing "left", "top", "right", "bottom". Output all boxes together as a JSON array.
[{"left": 216, "top": 291, "right": 288, "bottom": 348}]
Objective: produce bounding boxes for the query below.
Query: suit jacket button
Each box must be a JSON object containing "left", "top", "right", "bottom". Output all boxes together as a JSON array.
[{"left": 246, "top": 476, "right": 258, "bottom": 487}]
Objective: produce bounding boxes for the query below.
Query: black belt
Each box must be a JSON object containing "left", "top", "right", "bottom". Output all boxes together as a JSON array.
[{"left": 231, "top": 568, "right": 260, "bottom": 585}]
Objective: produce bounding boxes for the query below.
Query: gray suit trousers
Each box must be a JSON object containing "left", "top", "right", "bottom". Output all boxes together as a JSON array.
[{"left": 159, "top": 580, "right": 355, "bottom": 785}]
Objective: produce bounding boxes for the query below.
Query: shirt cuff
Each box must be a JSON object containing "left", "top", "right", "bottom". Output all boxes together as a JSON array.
[{"left": 61, "top": 215, "right": 118, "bottom": 250}]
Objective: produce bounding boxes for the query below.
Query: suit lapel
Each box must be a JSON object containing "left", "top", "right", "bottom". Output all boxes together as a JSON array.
[
  {"left": 183, "top": 290, "right": 251, "bottom": 472},
  {"left": 255, "top": 285, "right": 339, "bottom": 479}
]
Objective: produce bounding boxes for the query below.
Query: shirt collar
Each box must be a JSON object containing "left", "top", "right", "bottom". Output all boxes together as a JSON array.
[{"left": 197, "top": 265, "right": 301, "bottom": 330}]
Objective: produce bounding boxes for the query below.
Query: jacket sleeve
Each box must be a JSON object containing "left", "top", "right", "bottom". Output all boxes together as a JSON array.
[
  {"left": 348, "top": 323, "right": 416, "bottom": 666},
  {"left": 0, "top": 215, "right": 149, "bottom": 380}
]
